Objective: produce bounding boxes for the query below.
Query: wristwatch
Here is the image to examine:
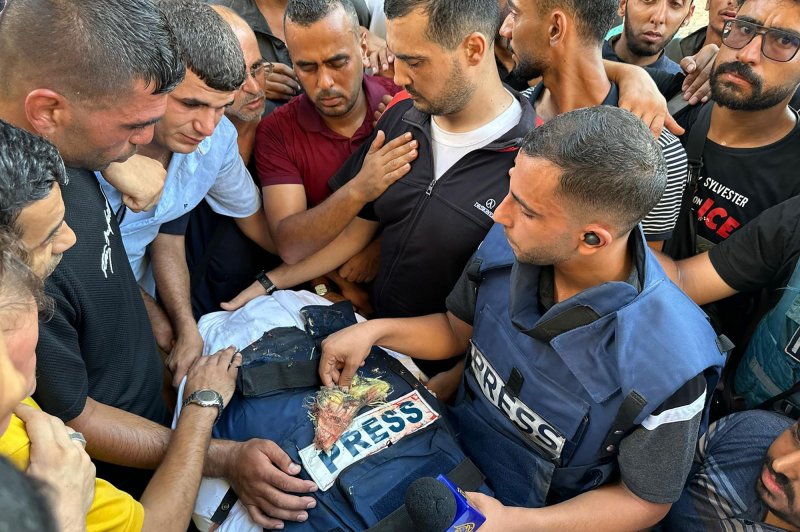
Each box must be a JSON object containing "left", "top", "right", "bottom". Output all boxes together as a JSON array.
[
  {"left": 255, "top": 270, "right": 277, "bottom": 295},
  {"left": 182, "top": 389, "right": 224, "bottom": 424}
]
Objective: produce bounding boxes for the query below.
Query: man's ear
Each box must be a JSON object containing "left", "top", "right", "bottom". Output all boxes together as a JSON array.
[
  {"left": 682, "top": 4, "right": 696, "bottom": 27},
  {"left": 549, "top": 10, "right": 569, "bottom": 46},
  {"left": 360, "top": 30, "right": 369, "bottom": 62},
  {"left": 24, "top": 89, "right": 67, "bottom": 138},
  {"left": 618, "top": 0, "right": 627, "bottom": 19},
  {"left": 576, "top": 225, "right": 614, "bottom": 255},
  {"left": 463, "top": 31, "right": 488, "bottom": 65}
]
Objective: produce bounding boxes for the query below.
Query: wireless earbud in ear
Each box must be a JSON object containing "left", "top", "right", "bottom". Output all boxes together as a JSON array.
[{"left": 583, "top": 232, "right": 601, "bottom": 246}]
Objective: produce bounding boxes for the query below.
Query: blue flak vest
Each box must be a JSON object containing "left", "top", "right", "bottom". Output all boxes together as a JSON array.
[
  {"left": 735, "top": 258, "right": 800, "bottom": 410},
  {"left": 449, "top": 224, "right": 725, "bottom": 508},
  {"left": 214, "top": 344, "right": 490, "bottom": 532}
]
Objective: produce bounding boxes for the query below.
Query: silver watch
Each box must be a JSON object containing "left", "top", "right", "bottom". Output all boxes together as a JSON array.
[{"left": 182, "top": 389, "right": 224, "bottom": 424}]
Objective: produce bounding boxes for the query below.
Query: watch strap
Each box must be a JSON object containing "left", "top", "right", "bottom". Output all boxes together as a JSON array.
[
  {"left": 255, "top": 270, "right": 276, "bottom": 295},
  {"left": 182, "top": 389, "right": 224, "bottom": 424}
]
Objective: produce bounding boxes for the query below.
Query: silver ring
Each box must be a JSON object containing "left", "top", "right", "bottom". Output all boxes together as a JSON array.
[{"left": 69, "top": 431, "right": 87, "bottom": 447}]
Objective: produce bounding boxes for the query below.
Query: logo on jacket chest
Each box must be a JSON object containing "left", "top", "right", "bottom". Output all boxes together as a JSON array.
[
  {"left": 469, "top": 343, "right": 566, "bottom": 461},
  {"left": 473, "top": 198, "right": 496, "bottom": 219}
]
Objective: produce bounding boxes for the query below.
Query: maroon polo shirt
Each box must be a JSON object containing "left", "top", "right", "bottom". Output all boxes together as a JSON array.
[{"left": 255, "top": 75, "right": 400, "bottom": 207}]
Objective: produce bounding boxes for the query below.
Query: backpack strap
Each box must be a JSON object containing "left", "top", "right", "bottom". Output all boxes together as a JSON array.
[{"left": 663, "top": 102, "right": 713, "bottom": 260}]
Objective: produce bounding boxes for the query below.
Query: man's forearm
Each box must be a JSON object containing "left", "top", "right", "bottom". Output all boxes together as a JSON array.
[
  {"left": 67, "top": 397, "right": 241, "bottom": 481},
  {"left": 235, "top": 210, "right": 277, "bottom": 254},
  {"left": 274, "top": 185, "right": 370, "bottom": 264},
  {"left": 505, "top": 483, "right": 670, "bottom": 532},
  {"left": 363, "top": 313, "right": 471, "bottom": 361},
  {"left": 139, "top": 405, "right": 217, "bottom": 532},
  {"left": 269, "top": 219, "right": 378, "bottom": 288},
  {"left": 68, "top": 398, "right": 172, "bottom": 469},
  {"left": 150, "top": 233, "right": 195, "bottom": 335}
]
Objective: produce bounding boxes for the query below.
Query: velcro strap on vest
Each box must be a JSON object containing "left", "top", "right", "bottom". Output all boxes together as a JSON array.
[
  {"left": 716, "top": 334, "right": 735, "bottom": 355},
  {"left": 528, "top": 305, "right": 601, "bottom": 342},
  {"left": 365, "top": 457, "right": 485, "bottom": 532},
  {"left": 598, "top": 390, "right": 648, "bottom": 459},
  {"left": 237, "top": 359, "right": 321, "bottom": 397},
  {"left": 466, "top": 256, "right": 483, "bottom": 284}
]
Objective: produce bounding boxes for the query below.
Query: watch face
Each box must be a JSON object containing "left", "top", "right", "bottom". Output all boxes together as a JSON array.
[{"left": 196, "top": 390, "right": 218, "bottom": 402}]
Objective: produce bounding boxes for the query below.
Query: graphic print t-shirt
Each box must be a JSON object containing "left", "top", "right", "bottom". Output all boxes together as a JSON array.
[{"left": 679, "top": 105, "right": 800, "bottom": 248}]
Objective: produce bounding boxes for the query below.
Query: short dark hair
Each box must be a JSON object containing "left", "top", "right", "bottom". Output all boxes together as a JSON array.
[
  {"left": 0, "top": 120, "right": 68, "bottom": 232},
  {"left": 0, "top": 0, "right": 185, "bottom": 102},
  {"left": 285, "top": 0, "right": 360, "bottom": 34},
  {"left": 521, "top": 106, "right": 667, "bottom": 234},
  {"left": 158, "top": 0, "right": 246, "bottom": 92},
  {"left": 536, "top": 0, "right": 618, "bottom": 43},
  {"left": 384, "top": 0, "right": 499, "bottom": 50}
]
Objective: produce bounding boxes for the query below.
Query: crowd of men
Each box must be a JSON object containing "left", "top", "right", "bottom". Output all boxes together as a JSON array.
[{"left": 0, "top": 0, "right": 799, "bottom": 530}]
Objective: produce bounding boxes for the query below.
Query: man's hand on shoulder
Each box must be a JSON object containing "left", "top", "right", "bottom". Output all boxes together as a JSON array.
[
  {"left": 264, "top": 62, "right": 301, "bottom": 101},
  {"left": 680, "top": 43, "right": 719, "bottom": 105},
  {"left": 373, "top": 94, "right": 394, "bottom": 127},
  {"left": 361, "top": 27, "right": 394, "bottom": 77},
  {"left": 101, "top": 154, "right": 166, "bottom": 212},
  {"left": 348, "top": 131, "right": 418, "bottom": 203},
  {"left": 614, "top": 62, "right": 683, "bottom": 137}
]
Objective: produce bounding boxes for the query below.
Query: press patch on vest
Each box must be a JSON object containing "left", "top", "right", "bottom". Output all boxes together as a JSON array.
[
  {"left": 299, "top": 390, "right": 439, "bottom": 491},
  {"left": 469, "top": 344, "right": 566, "bottom": 461},
  {"left": 786, "top": 326, "right": 800, "bottom": 361}
]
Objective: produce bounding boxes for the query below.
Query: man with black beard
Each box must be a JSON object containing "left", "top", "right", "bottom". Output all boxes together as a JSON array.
[
  {"left": 664, "top": 409, "right": 800, "bottom": 531},
  {"left": 675, "top": 0, "right": 800, "bottom": 250},
  {"left": 604, "top": 0, "right": 695, "bottom": 74},
  {"left": 671, "top": 0, "right": 800, "bottom": 369}
]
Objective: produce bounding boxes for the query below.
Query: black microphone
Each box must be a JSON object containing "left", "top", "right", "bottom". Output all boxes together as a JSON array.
[{"left": 405, "top": 475, "right": 486, "bottom": 532}]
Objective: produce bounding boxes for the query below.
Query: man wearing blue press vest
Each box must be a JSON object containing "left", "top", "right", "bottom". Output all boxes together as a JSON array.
[{"left": 319, "top": 106, "right": 726, "bottom": 530}]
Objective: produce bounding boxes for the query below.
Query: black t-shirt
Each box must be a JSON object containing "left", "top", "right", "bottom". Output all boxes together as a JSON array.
[
  {"left": 709, "top": 195, "right": 800, "bottom": 293},
  {"left": 678, "top": 104, "right": 800, "bottom": 248},
  {"left": 35, "top": 168, "right": 169, "bottom": 494}
]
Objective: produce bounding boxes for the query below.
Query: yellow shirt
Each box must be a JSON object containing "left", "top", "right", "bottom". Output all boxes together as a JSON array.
[{"left": 0, "top": 398, "right": 145, "bottom": 532}]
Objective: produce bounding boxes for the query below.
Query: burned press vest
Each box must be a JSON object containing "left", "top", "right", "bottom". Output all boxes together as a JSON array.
[
  {"left": 449, "top": 225, "right": 725, "bottom": 508},
  {"left": 211, "top": 302, "right": 489, "bottom": 531}
]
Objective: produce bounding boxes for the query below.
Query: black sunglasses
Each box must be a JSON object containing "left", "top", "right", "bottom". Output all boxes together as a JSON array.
[{"left": 722, "top": 19, "right": 800, "bottom": 63}]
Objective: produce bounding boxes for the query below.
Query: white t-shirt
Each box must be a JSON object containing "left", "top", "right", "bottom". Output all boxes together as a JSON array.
[{"left": 430, "top": 92, "right": 522, "bottom": 180}]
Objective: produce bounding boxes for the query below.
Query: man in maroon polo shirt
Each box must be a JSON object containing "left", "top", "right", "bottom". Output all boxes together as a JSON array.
[{"left": 254, "top": 0, "right": 417, "bottom": 309}]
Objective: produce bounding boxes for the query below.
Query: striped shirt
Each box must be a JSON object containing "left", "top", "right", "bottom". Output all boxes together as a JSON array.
[{"left": 522, "top": 84, "right": 687, "bottom": 241}]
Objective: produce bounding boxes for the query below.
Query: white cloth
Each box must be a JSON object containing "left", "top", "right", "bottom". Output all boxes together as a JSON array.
[
  {"left": 430, "top": 92, "right": 522, "bottom": 180},
  {"left": 364, "top": 0, "right": 386, "bottom": 39},
  {"left": 172, "top": 290, "right": 421, "bottom": 531}
]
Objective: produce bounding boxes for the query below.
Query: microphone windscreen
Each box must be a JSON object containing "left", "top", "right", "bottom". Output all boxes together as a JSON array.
[{"left": 404, "top": 477, "right": 457, "bottom": 532}]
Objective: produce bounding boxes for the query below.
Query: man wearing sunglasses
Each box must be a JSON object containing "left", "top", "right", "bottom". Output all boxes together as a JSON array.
[
  {"left": 672, "top": 0, "right": 800, "bottom": 351},
  {"left": 676, "top": 0, "right": 800, "bottom": 251}
]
